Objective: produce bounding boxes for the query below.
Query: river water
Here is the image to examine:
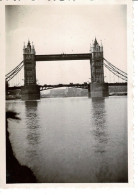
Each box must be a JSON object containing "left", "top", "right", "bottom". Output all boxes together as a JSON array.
[{"left": 6, "top": 96, "right": 128, "bottom": 183}]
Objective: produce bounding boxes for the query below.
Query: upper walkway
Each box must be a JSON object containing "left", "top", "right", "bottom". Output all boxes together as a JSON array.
[{"left": 35, "top": 53, "right": 91, "bottom": 61}]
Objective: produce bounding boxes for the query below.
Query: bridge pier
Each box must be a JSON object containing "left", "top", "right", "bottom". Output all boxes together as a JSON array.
[
  {"left": 90, "top": 83, "right": 109, "bottom": 98},
  {"left": 21, "top": 85, "right": 40, "bottom": 100}
]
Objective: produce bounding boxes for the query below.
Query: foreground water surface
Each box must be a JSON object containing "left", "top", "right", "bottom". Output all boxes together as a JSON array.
[{"left": 6, "top": 96, "right": 128, "bottom": 183}]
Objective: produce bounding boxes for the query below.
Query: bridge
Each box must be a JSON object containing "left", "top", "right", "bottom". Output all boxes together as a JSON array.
[{"left": 6, "top": 38, "right": 128, "bottom": 100}]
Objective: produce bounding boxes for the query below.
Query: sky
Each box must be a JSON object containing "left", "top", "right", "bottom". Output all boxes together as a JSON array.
[{"left": 6, "top": 5, "right": 127, "bottom": 85}]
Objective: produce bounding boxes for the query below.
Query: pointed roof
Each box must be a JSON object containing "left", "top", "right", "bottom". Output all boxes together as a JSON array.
[
  {"left": 27, "top": 40, "right": 31, "bottom": 51},
  {"left": 27, "top": 39, "right": 31, "bottom": 47},
  {"left": 94, "top": 38, "right": 98, "bottom": 46}
]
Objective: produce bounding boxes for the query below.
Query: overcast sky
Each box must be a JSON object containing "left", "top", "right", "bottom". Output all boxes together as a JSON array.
[{"left": 6, "top": 5, "right": 127, "bottom": 85}]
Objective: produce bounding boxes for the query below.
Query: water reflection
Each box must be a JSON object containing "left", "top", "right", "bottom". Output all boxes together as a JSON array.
[
  {"left": 6, "top": 97, "right": 128, "bottom": 183},
  {"left": 91, "top": 98, "right": 109, "bottom": 149},
  {"left": 25, "top": 101, "right": 40, "bottom": 145},
  {"left": 24, "top": 101, "right": 41, "bottom": 174},
  {"left": 90, "top": 98, "right": 111, "bottom": 182}
]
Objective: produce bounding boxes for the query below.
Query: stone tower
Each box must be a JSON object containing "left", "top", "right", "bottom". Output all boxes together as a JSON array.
[
  {"left": 21, "top": 41, "right": 40, "bottom": 100},
  {"left": 90, "top": 38, "right": 104, "bottom": 83},
  {"left": 90, "top": 38, "right": 109, "bottom": 97},
  {"left": 23, "top": 41, "right": 36, "bottom": 85}
]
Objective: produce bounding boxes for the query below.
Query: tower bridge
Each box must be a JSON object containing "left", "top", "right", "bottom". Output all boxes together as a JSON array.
[{"left": 6, "top": 38, "right": 128, "bottom": 100}]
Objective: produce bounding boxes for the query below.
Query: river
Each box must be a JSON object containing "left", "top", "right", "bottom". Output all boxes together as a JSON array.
[{"left": 6, "top": 96, "right": 128, "bottom": 183}]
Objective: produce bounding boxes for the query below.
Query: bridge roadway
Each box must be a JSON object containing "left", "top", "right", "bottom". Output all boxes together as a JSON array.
[
  {"left": 35, "top": 53, "right": 91, "bottom": 61},
  {"left": 7, "top": 82, "right": 127, "bottom": 91},
  {"left": 8, "top": 83, "right": 89, "bottom": 91}
]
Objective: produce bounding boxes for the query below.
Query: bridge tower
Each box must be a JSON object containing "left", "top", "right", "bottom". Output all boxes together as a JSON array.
[
  {"left": 90, "top": 38, "right": 109, "bottom": 97},
  {"left": 21, "top": 41, "right": 40, "bottom": 100}
]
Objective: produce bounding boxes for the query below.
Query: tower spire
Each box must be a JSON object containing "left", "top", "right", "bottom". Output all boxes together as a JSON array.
[{"left": 94, "top": 37, "right": 98, "bottom": 46}]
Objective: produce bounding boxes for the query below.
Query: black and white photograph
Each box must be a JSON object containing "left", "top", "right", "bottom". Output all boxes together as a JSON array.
[{"left": 2, "top": 0, "right": 132, "bottom": 185}]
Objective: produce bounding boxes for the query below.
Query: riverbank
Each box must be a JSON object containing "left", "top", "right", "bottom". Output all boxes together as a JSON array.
[{"left": 6, "top": 111, "right": 37, "bottom": 183}]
